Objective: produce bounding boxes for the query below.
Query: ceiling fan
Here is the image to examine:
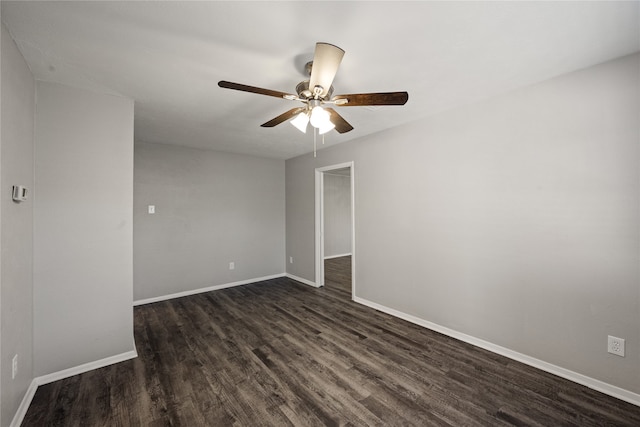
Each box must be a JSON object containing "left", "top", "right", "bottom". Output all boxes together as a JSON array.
[{"left": 218, "top": 42, "right": 409, "bottom": 135}]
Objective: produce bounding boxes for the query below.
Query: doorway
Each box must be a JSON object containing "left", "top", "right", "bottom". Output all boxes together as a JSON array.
[{"left": 315, "top": 162, "right": 355, "bottom": 299}]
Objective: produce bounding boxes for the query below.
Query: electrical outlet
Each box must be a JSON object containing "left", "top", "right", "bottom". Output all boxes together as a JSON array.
[
  {"left": 608, "top": 335, "right": 625, "bottom": 357},
  {"left": 12, "top": 354, "right": 18, "bottom": 379},
  {"left": 289, "top": 256, "right": 293, "bottom": 264},
  {"left": 229, "top": 262, "right": 235, "bottom": 270}
]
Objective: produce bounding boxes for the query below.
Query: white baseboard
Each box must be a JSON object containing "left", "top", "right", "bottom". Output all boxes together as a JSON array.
[
  {"left": 134, "top": 273, "right": 286, "bottom": 306},
  {"left": 35, "top": 350, "right": 138, "bottom": 386},
  {"left": 353, "top": 296, "right": 640, "bottom": 407},
  {"left": 10, "top": 350, "right": 138, "bottom": 427},
  {"left": 10, "top": 379, "right": 38, "bottom": 427},
  {"left": 285, "top": 273, "right": 319, "bottom": 288},
  {"left": 324, "top": 253, "right": 352, "bottom": 260}
]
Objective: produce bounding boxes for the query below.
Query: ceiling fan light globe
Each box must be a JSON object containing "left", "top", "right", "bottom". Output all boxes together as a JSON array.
[
  {"left": 310, "top": 106, "right": 331, "bottom": 128},
  {"left": 318, "top": 121, "right": 335, "bottom": 135},
  {"left": 290, "top": 112, "right": 309, "bottom": 133}
]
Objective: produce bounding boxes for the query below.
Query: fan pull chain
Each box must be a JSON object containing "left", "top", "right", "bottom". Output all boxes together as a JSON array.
[{"left": 313, "top": 128, "right": 317, "bottom": 158}]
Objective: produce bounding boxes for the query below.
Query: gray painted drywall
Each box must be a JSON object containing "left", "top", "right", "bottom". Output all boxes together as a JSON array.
[
  {"left": 134, "top": 142, "right": 285, "bottom": 301},
  {"left": 33, "top": 81, "right": 135, "bottom": 376},
  {"left": 323, "top": 173, "right": 351, "bottom": 257},
  {"left": 285, "top": 54, "right": 640, "bottom": 394},
  {"left": 1, "top": 23, "right": 35, "bottom": 427},
  {"left": 286, "top": 158, "right": 316, "bottom": 280}
]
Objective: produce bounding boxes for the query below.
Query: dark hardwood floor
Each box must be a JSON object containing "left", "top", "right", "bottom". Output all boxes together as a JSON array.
[
  {"left": 23, "top": 256, "right": 640, "bottom": 426},
  {"left": 324, "top": 255, "right": 352, "bottom": 293}
]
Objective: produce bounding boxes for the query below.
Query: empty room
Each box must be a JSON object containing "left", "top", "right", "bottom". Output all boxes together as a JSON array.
[{"left": 1, "top": 1, "right": 639, "bottom": 426}]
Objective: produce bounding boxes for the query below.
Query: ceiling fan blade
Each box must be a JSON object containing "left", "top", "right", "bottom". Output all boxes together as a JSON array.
[
  {"left": 309, "top": 43, "right": 345, "bottom": 99},
  {"left": 332, "top": 91, "right": 409, "bottom": 106},
  {"left": 261, "top": 107, "right": 306, "bottom": 128},
  {"left": 325, "top": 108, "right": 354, "bottom": 134},
  {"left": 218, "top": 80, "right": 296, "bottom": 100}
]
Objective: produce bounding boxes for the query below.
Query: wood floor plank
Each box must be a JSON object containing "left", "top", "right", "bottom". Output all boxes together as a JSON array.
[{"left": 21, "top": 256, "right": 640, "bottom": 426}]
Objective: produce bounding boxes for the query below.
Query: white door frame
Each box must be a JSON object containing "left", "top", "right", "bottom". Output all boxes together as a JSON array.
[{"left": 315, "top": 161, "right": 355, "bottom": 298}]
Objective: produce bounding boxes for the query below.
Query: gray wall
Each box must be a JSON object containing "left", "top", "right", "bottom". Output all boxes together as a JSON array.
[
  {"left": 323, "top": 172, "right": 351, "bottom": 258},
  {"left": 285, "top": 54, "right": 640, "bottom": 394},
  {"left": 34, "top": 81, "right": 135, "bottom": 376},
  {"left": 134, "top": 141, "right": 285, "bottom": 301},
  {"left": 1, "top": 22, "right": 35, "bottom": 427}
]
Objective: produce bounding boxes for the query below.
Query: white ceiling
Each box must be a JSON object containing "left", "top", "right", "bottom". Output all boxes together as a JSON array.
[{"left": 2, "top": 1, "right": 638, "bottom": 159}]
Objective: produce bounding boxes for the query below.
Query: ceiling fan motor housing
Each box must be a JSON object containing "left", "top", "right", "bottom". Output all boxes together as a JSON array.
[{"left": 296, "top": 80, "right": 334, "bottom": 101}]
